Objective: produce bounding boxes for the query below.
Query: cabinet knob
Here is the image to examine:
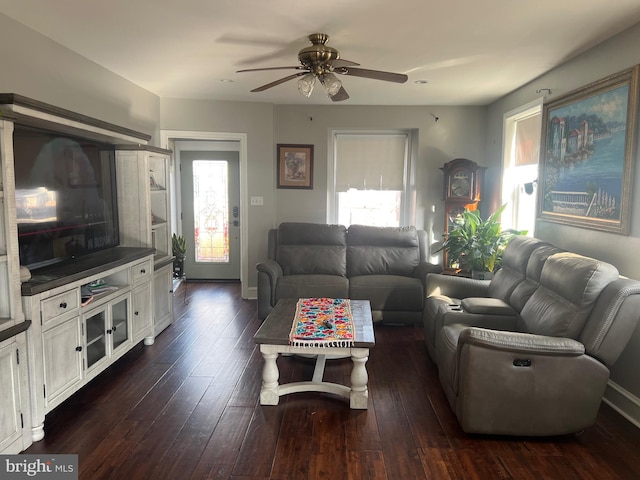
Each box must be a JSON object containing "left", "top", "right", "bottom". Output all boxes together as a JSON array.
[
  {"left": 140, "top": 269, "right": 146, "bottom": 274},
  {"left": 60, "top": 302, "right": 67, "bottom": 309},
  {"left": 112, "top": 325, "right": 117, "bottom": 332},
  {"left": 107, "top": 328, "right": 112, "bottom": 334},
  {"left": 76, "top": 346, "right": 82, "bottom": 352},
  {"left": 134, "top": 311, "right": 139, "bottom": 316}
]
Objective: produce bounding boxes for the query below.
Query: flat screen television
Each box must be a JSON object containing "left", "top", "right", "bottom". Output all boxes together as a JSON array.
[{"left": 13, "top": 125, "right": 119, "bottom": 270}]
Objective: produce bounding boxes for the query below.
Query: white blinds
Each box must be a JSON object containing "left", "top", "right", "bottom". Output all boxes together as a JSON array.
[
  {"left": 515, "top": 113, "right": 541, "bottom": 166},
  {"left": 335, "top": 134, "right": 406, "bottom": 191}
]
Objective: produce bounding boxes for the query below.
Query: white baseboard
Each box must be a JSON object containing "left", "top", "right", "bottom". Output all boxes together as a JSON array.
[
  {"left": 245, "top": 286, "right": 257, "bottom": 300},
  {"left": 603, "top": 380, "right": 640, "bottom": 429}
]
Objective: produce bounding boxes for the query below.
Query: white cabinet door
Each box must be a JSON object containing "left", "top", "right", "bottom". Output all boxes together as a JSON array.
[
  {"left": 132, "top": 283, "right": 152, "bottom": 344},
  {"left": 0, "top": 339, "right": 21, "bottom": 453},
  {"left": 154, "top": 264, "right": 174, "bottom": 336},
  {"left": 42, "top": 318, "right": 83, "bottom": 411}
]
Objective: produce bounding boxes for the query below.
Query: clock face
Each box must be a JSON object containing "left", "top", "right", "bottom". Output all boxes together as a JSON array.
[{"left": 450, "top": 170, "right": 471, "bottom": 197}]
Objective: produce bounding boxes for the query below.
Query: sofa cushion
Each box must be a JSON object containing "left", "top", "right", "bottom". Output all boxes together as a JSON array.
[
  {"left": 276, "top": 222, "right": 347, "bottom": 276},
  {"left": 488, "top": 236, "right": 547, "bottom": 303},
  {"left": 518, "top": 253, "right": 619, "bottom": 338},
  {"left": 349, "top": 274, "right": 423, "bottom": 311},
  {"left": 275, "top": 274, "right": 349, "bottom": 300},
  {"left": 347, "top": 225, "right": 419, "bottom": 277},
  {"left": 509, "top": 244, "right": 564, "bottom": 312}
]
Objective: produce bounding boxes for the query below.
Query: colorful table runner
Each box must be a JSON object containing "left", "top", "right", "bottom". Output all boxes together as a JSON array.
[{"left": 289, "top": 298, "right": 355, "bottom": 347}]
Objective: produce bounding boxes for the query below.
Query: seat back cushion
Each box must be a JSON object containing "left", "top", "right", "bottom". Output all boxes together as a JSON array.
[
  {"left": 509, "top": 244, "right": 564, "bottom": 312},
  {"left": 276, "top": 222, "right": 347, "bottom": 276},
  {"left": 347, "top": 225, "right": 419, "bottom": 277},
  {"left": 488, "top": 236, "right": 547, "bottom": 303},
  {"left": 518, "top": 252, "right": 619, "bottom": 338}
]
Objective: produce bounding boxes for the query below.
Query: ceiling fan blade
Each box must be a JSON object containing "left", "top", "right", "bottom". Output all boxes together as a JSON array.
[
  {"left": 237, "top": 66, "right": 303, "bottom": 73},
  {"left": 337, "top": 67, "right": 408, "bottom": 83},
  {"left": 250, "top": 72, "right": 308, "bottom": 92},
  {"left": 330, "top": 86, "right": 350, "bottom": 102},
  {"left": 330, "top": 59, "right": 360, "bottom": 68}
]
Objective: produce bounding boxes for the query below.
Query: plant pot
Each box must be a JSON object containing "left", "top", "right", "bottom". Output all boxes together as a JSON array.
[
  {"left": 173, "top": 255, "right": 185, "bottom": 278},
  {"left": 472, "top": 270, "right": 493, "bottom": 281}
]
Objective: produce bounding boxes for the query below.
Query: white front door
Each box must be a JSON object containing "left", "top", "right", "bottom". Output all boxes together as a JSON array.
[{"left": 180, "top": 150, "right": 241, "bottom": 280}]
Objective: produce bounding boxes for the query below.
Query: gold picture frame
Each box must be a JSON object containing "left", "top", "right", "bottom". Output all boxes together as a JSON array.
[
  {"left": 539, "top": 65, "right": 639, "bottom": 235},
  {"left": 277, "top": 144, "right": 314, "bottom": 189}
]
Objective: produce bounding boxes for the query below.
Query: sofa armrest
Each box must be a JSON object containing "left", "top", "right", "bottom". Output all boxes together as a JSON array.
[
  {"left": 413, "top": 261, "right": 443, "bottom": 289},
  {"left": 444, "top": 325, "right": 609, "bottom": 436},
  {"left": 458, "top": 327, "right": 585, "bottom": 356},
  {"left": 256, "top": 259, "right": 283, "bottom": 320},
  {"left": 425, "top": 273, "right": 490, "bottom": 299},
  {"left": 461, "top": 298, "right": 517, "bottom": 316}
]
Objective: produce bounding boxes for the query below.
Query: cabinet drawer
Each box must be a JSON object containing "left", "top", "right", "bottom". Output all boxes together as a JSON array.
[
  {"left": 131, "top": 260, "right": 152, "bottom": 284},
  {"left": 41, "top": 290, "right": 78, "bottom": 323}
]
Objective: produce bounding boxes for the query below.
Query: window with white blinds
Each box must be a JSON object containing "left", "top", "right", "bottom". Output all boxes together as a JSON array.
[
  {"left": 330, "top": 132, "right": 410, "bottom": 227},
  {"left": 334, "top": 134, "right": 407, "bottom": 191},
  {"left": 502, "top": 101, "right": 542, "bottom": 235}
]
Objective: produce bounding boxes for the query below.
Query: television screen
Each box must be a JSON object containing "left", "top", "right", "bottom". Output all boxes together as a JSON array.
[{"left": 13, "top": 125, "right": 119, "bottom": 270}]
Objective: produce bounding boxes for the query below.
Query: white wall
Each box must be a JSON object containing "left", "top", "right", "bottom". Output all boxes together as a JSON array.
[
  {"left": 486, "top": 21, "right": 640, "bottom": 424},
  {"left": 0, "top": 14, "right": 160, "bottom": 142}
]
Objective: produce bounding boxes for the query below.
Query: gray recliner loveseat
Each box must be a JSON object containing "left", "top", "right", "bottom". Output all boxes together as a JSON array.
[
  {"left": 424, "top": 235, "right": 640, "bottom": 436},
  {"left": 257, "top": 222, "right": 442, "bottom": 323}
]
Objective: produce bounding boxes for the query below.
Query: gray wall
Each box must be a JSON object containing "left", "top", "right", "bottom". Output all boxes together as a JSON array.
[
  {"left": 159, "top": 98, "right": 276, "bottom": 287},
  {"left": 0, "top": 14, "right": 160, "bottom": 141},
  {"left": 273, "top": 105, "right": 488, "bottom": 243},
  {"left": 485, "top": 21, "right": 640, "bottom": 414},
  {"left": 159, "top": 101, "right": 487, "bottom": 288}
]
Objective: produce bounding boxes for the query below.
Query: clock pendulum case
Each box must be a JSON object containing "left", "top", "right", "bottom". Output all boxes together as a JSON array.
[{"left": 440, "top": 158, "right": 486, "bottom": 269}]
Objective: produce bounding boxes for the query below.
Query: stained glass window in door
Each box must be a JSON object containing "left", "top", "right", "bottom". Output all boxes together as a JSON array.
[{"left": 192, "top": 160, "right": 229, "bottom": 263}]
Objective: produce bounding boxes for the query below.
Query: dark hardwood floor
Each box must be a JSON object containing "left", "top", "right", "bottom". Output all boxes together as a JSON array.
[{"left": 24, "top": 282, "right": 640, "bottom": 479}]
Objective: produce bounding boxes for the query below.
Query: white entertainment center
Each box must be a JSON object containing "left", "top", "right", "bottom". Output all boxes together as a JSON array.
[{"left": 0, "top": 94, "right": 175, "bottom": 453}]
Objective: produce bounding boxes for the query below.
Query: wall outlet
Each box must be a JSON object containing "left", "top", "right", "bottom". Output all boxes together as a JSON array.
[{"left": 250, "top": 196, "right": 264, "bottom": 206}]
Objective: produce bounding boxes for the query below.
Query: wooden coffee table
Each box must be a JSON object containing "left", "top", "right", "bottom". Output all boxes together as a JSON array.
[{"left": 253, "top": 299, "right": 375, "bottom": 409}]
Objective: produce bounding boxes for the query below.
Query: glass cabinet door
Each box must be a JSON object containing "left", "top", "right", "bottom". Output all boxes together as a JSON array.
[
  {"left": 111, "top": 295, "right": 129, "bottom": 352},
  {"left": 85, "top": 307, "right": 107, "bottom": 369}
]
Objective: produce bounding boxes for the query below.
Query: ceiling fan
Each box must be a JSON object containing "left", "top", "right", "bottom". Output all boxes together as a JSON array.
[{"left": 236, "top": 33, "right": 408, "bottom": 102}]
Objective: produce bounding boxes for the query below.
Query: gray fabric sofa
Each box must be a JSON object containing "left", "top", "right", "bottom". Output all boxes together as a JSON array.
[
  {"left": 257, "top": 222, "right": 442, "bottom": 323},
  {"left": 424, "top": 235, "right": 640, "bottom": 436}
]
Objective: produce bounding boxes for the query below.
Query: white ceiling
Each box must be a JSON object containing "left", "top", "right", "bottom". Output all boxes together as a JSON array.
[{"left": 2, "top": 0, "right": 640, "bottom": 106}]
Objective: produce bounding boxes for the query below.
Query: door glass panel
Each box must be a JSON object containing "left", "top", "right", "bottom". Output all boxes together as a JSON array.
[
  {"left": 192, "top": 160, "right": 229, "bottom": 263},
  {"left": 85, "top": 309, "right": 106, "bottom": 368},
  {"left": 111, "top": 297, "right": 129, "bottom": 350}
]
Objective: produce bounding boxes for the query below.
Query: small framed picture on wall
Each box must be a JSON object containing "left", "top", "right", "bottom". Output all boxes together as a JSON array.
[{"left": 277, "top": 144, "right": 314, "bottom": 189}]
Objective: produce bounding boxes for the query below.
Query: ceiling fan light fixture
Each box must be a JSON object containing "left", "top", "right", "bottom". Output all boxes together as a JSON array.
[
  {"left": 320, "top": 72, "right": 342, "bottom": 96},
  {"left": 297, "top": 73, "right": 316, "bottom": 97}
]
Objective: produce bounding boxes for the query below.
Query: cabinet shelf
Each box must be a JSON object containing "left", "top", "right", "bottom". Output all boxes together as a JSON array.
[{"left": 86, "top": 333, "right": 105, "bottom": 348}]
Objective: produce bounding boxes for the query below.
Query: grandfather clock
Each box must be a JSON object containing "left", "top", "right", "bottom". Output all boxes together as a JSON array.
[{"left": 440, "top": 158, "right": 486, "bottom": 268}]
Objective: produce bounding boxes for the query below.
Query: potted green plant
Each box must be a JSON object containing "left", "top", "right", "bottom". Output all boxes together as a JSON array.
[
  {"left": 440, "top": 204, "right": 526, "bottom": 279},
  {"left": 172, "top": 233, "right": 187, "bottom": 278}
]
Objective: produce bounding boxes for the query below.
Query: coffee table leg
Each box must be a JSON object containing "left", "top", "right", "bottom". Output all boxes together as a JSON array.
[
  {"left": 350, "top": 349, "right": 369, "bottom": 409},
  {"left": 260, "top": 348, "right": 280, "bottom": 405}
]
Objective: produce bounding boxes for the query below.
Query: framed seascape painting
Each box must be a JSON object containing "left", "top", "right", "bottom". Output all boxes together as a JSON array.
[
  {"left": 539, "top": 66, "right": 639, "bottom": 235},
  {"left": 277, "top": 144, "right": 314, "bottom": 189}
]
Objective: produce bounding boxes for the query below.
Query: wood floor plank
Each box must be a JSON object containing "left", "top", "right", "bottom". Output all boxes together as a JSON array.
[
  {"left": 22, "top": 282, "right": 640, "bottom": 480},
  {"left": 186, "top": 406, "right": 255, "bottom": 479}
]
